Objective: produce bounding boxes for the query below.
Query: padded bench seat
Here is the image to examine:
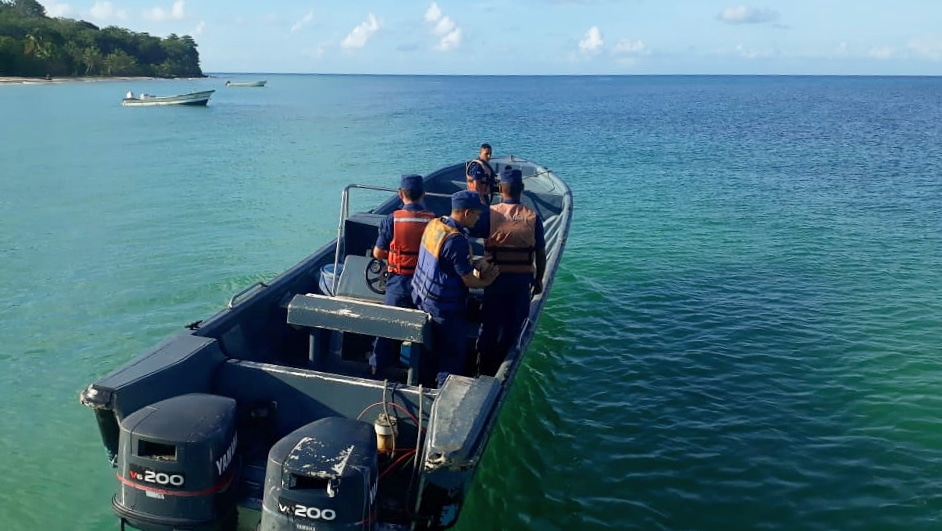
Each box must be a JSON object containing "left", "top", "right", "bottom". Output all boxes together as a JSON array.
[{"left": 287, "top": 293, "right": 430, "bottom": 385}]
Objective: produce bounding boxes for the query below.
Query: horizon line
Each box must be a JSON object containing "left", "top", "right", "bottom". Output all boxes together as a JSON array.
[{"left": 207, "top": 72, "right": 942, "bottom": 78}]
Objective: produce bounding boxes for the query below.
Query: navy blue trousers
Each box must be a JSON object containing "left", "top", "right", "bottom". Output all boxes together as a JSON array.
[
  {"left": 477, "top": 273, "right": 531, "bottom": 375},
  {"left": 422, "top": 314, "right": 469, "bottom": 388},
  {"left": 370, "top": 274, "right": 415, "bottom": 374}
]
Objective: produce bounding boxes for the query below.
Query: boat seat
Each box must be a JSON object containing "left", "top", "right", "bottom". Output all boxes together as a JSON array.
[{"left": 286, "top": 293, "right": 431, "bottom": 386}]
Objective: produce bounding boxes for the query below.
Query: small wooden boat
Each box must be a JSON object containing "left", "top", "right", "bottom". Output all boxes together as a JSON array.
[
  {"left": 225, "top": 80, "right": 267, "bottom": 88},
  {"left": 120, "top": 89, "right": 215, "bottom": 107},
  {"left": 80, "top": 155, "right": 572, "bottom": 531}
]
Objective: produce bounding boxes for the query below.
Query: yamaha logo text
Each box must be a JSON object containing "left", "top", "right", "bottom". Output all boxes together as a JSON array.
[{"left": 215, "top": 432, "right": 238, "bottom": 476}]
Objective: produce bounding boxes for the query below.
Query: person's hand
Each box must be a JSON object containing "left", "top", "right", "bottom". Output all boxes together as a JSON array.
[
  {"left": 481, "top": 264, "right": 500, "bottom": 282},
  {"left": 473, "top": 257, "right": 496, "bottom": 274},
  {"left": 531, "top": 278, "right": 543, "bottom": 296},
  {"left": 476, "top": 261, "right": 499, "bottom": 281},
  {"left": 471, "top": 257, "right": 499, "bottom": 283}
]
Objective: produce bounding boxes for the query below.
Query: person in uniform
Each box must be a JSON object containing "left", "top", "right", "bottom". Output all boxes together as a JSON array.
[
  {"left": 466, "top": 143, "right": 495, "bottom": 191},
  {"left": 477, "top": 167, "right": 546, "bottom": 375},
  {"left": 465, "top": 143, "right": 495, "bottom": 238},
  {"left": 412, "top": 190, "right": 500, "bottom": 387},
  {"left": 369, "top": 174, "right": 436, "bottom": 378}
]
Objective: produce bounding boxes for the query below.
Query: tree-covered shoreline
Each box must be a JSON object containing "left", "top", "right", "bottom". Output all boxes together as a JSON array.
[{"left": 0, "top": 0, "right": 203, "bottom": 78}]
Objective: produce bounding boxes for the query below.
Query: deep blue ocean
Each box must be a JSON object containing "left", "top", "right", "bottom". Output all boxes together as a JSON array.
[{"left": 1, "top": 74, "right": 941, "bottom": 530}]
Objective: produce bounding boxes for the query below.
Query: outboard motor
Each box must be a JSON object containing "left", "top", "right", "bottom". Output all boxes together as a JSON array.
[
  {"left": 113, "top": 393, "right": 240, "bottom": 530},
  {"left": 260, "top": 417, "right": 378, "bottom": 530}
]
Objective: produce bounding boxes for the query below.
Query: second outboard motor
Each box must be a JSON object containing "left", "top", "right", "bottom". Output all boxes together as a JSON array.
[
  {"left": 113, "top": 393, "right": 240, "bottom": 531},
  {"left": 260, "top": 417, "right": 378, "bottom": 531}
]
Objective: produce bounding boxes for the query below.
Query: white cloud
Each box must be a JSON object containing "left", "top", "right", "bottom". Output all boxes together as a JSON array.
[
  {"left": 834, "top": 42, "right": 849, "bottom": 56},
  {"left": 734, "top": 44, "right": 778, "bottom": 59},
  {"left": 438, "top": 28, "right": 462, "bottom": 51},
  {"left": 424, "top": 3, "right": 442, "bottom": 23},
  {"left": 579, "top": 26, "right": 604, "bottom": 54},
  {"left": 145, "top": 0, "right": 185, "bottom": 22},
  {"left": 424, "top": 3, "right": 462, "bottom": 52},
  {"left": 43, "top": 2, "right": 73, "bottom": 18},
  {"left": 908, "top": 38, "right": 942, "bottom": 60},
  {"left": 193, "top": 20, "right": 205, "bottom": 36},
  {"left": 303, "top": 42, "right": 331, "bottom": 60},
  {"left": 291, "top": 10, "right": 315, "bottom": 34},
  {"left": 433, "top": 16, "right": 455, "bottom": 36},
  {"left": 867, "top": 46, "right": 898, "bottom": 59},
  {"left": 613, "top": 38, "right": 646, "bottom": 55},
  {"left": 88, "top": 2, "right": 127, "bottom": 22},
  {"left": 341, "top": 13, "right": 380, "bottom": 50},
  {"left": 718, "top": 5, "right": 779, "bottom": 25}
]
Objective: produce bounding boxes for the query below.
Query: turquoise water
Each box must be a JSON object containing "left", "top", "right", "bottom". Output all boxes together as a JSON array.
[{"left": 2, "top": 75, "right": 941, "bottom": 530}]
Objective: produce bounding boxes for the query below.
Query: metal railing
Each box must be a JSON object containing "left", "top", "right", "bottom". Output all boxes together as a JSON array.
[{"left": 331, "top": 184, "right": 451, "bottom": 296}]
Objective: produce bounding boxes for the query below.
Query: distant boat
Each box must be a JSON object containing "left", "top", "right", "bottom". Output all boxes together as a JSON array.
[
  {"left": 225, "top": 80, "right": 267, "bottom": 88},
  {"left": 120, "top": 90, "right": 215, "bottom": 107}
]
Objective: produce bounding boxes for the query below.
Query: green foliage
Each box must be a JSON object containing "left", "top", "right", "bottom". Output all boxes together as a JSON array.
[
  {"left": 13, "top": 0, "right": 46, "bottom": 19},
  {"left": 0, "top": 3, "right": 203, "bottom": 78}
]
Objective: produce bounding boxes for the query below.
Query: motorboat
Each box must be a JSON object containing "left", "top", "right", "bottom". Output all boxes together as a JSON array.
[
  {"left": 225, "top": 81, "right": 267, "bottom": 88},
  {"left": 79, "top": 155, "right": 573, "bottom": 530},
  {"left": 121, "top": 89, "right": 215, "bottom": 107}
]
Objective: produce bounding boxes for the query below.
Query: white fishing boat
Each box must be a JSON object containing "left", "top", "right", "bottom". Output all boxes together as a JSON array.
[
  {"left": 120, "top": 90, "right": 215, "bottom": 107},
  {"left": 225, "top": 80, "right": 267, "bottom": 88}
]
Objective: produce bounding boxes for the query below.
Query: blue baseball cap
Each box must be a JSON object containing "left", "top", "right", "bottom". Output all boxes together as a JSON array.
[
  {"left": 500, "top": 166, "right": 523, "bottom": 185},
  {"left": 451, "top": 190, "right": 481, "bottom": 210},
  {"left": 400, "top": 174, "right": 424, "bottom": 193}
]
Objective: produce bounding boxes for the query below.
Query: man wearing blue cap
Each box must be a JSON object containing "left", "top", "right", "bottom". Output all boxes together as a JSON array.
[
  {"left": 369, "top": 174, "right": 436, "bottom": 378},
  {"left": 412, "top": 190, "right": 500, "bottom": 387},
  {"left": 465, "top": 143, "right": 495, "bottom": 238},
  {"left": 477, "top": 166, "right": 546, "bottom": 376}
]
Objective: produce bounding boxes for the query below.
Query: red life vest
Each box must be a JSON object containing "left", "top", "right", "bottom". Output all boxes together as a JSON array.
[
  {"left": 388, "top": 209, "right": 436, "bottom": 275},
  {"left": 485, "top": 203, "right": 537, "bottom": 274}
]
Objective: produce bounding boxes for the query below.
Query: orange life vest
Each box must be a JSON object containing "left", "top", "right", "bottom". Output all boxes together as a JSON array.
[
  {"left": 388, "top": 209, "right": 436, "bottom": 275},
  {"left": 485, "top": 203, "right": 537, "bottom": 274}
]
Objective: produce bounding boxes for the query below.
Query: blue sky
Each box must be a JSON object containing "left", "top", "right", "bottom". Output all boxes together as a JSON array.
[{"left": 39, "top": 1, "right": 942, "bottom": 75}]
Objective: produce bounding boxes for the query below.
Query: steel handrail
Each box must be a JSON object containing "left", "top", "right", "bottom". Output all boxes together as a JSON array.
[{"left": 228, "top": 281, "right": 268, "bottom": 309}]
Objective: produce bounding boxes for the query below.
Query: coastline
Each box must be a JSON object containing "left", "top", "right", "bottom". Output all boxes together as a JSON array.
[{"left": 0, "top": 76, "right": 208, "bottom": 85}]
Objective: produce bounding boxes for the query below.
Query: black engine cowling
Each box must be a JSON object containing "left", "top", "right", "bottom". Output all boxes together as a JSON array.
[
  {"left": 113, "top": 393, "right": 240, "bottom": 531},
  {"left": 260, "top": 417, "right": 378, "bottom": 531}
]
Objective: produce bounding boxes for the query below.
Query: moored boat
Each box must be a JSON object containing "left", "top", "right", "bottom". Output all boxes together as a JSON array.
[
  {"left": 121, "top": 89, "right": 215, "bottom": 107},
  {"left": 225, "top": 80, "right": 267, "bottom": 87},
  {"left": 79, "top": 155, "right": 572, "bottom": 530}
]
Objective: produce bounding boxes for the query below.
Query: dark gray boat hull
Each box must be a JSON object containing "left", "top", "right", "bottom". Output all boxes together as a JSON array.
[{"left": 81, "top": 156, "right": 573, "bottom": 530}]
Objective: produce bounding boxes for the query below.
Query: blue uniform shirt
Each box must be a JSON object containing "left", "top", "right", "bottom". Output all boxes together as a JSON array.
[
  {"left": 439, "top": 217, "right": 474, "bottom": 279},
  {"left": 469, "top": 199, "right": 490, "bottom": 239}
]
